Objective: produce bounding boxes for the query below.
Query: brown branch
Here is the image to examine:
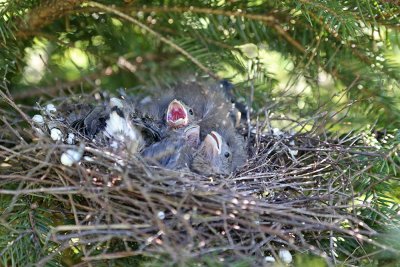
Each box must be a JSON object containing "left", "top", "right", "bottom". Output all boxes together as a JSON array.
[
  {"left": 16, "top": 0, "right": 85, "bottom": 38},
  {"left": 78, "top": 5, "right": 305, "bottom": 54},
  {"left": 0, "top": 88, "right": 34, "bottom": 127}
]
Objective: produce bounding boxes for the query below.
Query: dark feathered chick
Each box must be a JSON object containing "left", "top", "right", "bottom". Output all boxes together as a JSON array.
[
  {"left": 70, "top": 105, "right": 108, "bottom": 139},
  {"left": 68, "top": 97, "right": 146, "bottom": 153},
  {"left": 191, "top": 125, "right": 246, "bottom": 175},
  {"left": 141, "top": 97, "right": 195, "bottom": 134},
  {"left": 140, "top": 80, "right": 235, "bottom": 134},
  {"left": 141, "top": 124, "right": 200, "bottom": 169}
]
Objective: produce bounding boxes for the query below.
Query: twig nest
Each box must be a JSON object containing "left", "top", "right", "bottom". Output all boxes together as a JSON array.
[
  {"left": 32, "top": 114, "right": 44, "bottom": 125},
  {"left": 278, "top": 249, "right": 293, "bottom": 264},
  {"left": 45, "top": 103, "right": 57, "bottom": 115},
  {"left": 61, "top": 149, "right": 83, "bottom": 166}
]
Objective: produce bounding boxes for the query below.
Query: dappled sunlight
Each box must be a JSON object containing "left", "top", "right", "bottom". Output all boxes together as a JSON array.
[{"left": 21, "top": 39, "right": 48, "bottom": 85}]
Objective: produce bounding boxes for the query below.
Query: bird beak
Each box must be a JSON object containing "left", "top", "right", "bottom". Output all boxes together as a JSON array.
[
  {"left": 166, "top": 99, "right": 188, "bottom": 128},
  {"left": 184, "top": 125, "right": 200, "bottom": 147},
  {"left": 203, "top": 131, "right": 222, "bottom": 158}
]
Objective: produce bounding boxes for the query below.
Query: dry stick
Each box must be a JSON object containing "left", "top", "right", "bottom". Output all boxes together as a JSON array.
[
  {"left": 246, "top": 75, "right": 254, "bottom": 143},
  {"left": 86, "top": 1, "right": 219, "bottom": 80},
  {"left": 68, "top": 188, "right": 94, "bottom": 267},
  {"left": 82, "top": 251, "right": 145, "bottom": 261},
  {"left": 1, "top": 116, "right": 27, "bottom": 145},
  {"left": 0, "top": 186, "right": 82, "bottom": 195},
  {"left": 0, "top": 89, "right": 34, "bottom": 127}
]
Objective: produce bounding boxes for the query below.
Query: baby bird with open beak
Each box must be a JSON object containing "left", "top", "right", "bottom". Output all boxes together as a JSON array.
[
  {"left": 165, "top": 99, "right": 195, "bottom": 129},
  {"left": 141, "top": 124, "right": 200, "bottom": 170},
  {"left": 140, "top": 79, "right": 234, "bottom": 136},
  {"left": 137, "top": 97, "right": 195, "bottom": 145},
  {"left": 191, "top": 126, "right": 246, "bottom": 175}
]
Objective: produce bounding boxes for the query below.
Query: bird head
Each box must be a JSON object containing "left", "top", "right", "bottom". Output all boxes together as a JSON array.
[
  {"left": 166, "top": 99, "right": 194, "bottom": 129},
  {"left": 192, "top": 130, "right": 233, "bottom": 175}
]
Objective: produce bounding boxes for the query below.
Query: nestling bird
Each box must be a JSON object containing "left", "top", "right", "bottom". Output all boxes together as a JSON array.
[
  {"left": 68, "top": 97, "right": 147, "bottom": 154},
  {"left": 191, "top": 125, "right": 246, "bottom": 175},
  {"left": 141, "top": 124, "right": 200, "bottom": 169},
  {"left": 140, "top": 80, "right": 235, "bottom": 133},
  {"left": 102, "top": 105, "right": 144, "bottom": 153},
  {"left": 141, "top": 96, "right": 195, "bottom": 135}
]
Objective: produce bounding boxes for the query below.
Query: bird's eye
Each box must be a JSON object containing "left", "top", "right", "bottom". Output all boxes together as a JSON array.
[
  {"left": 188, "top": 109, "right": 194, "bottom": 115},
  {"left": 224, "top": 152, "right": 230, "bottom": 158}
]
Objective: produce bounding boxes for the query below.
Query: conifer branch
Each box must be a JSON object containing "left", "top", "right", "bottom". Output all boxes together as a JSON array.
[
  {"left": 16, "top": 0, "right": 85, "bottom": 38},
  {"left": 86, "top": 1, "right": 219, "bottom": 80}
]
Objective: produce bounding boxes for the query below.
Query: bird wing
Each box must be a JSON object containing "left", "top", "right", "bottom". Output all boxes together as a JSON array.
[{"left": 141, "top": 135, "right": 185, "bottom": 169}]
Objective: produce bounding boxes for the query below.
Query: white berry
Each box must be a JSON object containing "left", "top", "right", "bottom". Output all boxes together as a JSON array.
[
  {"left": 60, "top": 149, "right": 82, "bottom": 166},
  {"left": 50, "top": 128, "right": 63, "bottom": 141},
  {"left": 157, "top": 211, "right": 166, "bottom": 220},
  {"left": 264, "top": 256, "right": 275, "bottom": 262},
  {"left": 32, "top": 114, "right": 44, "bottom": 125},
  {"left": 45, "top": 104, "right": 57, "bottom": 114},
  {"left": 279, "top": 249, "right": 293, "bottom": 264}
]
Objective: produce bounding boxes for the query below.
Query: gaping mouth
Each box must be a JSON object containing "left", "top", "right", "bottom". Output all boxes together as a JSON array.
[
  {"left": 204, "top": 131, "right": 222, "bottom": 155},
  {"left": 166, "top": 99, "right": 188, "bottom": 128}
]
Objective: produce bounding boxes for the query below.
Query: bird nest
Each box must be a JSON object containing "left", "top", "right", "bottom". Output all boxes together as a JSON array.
[{"left": 0, "top": 89, "right": 390, "bottom": 266}]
